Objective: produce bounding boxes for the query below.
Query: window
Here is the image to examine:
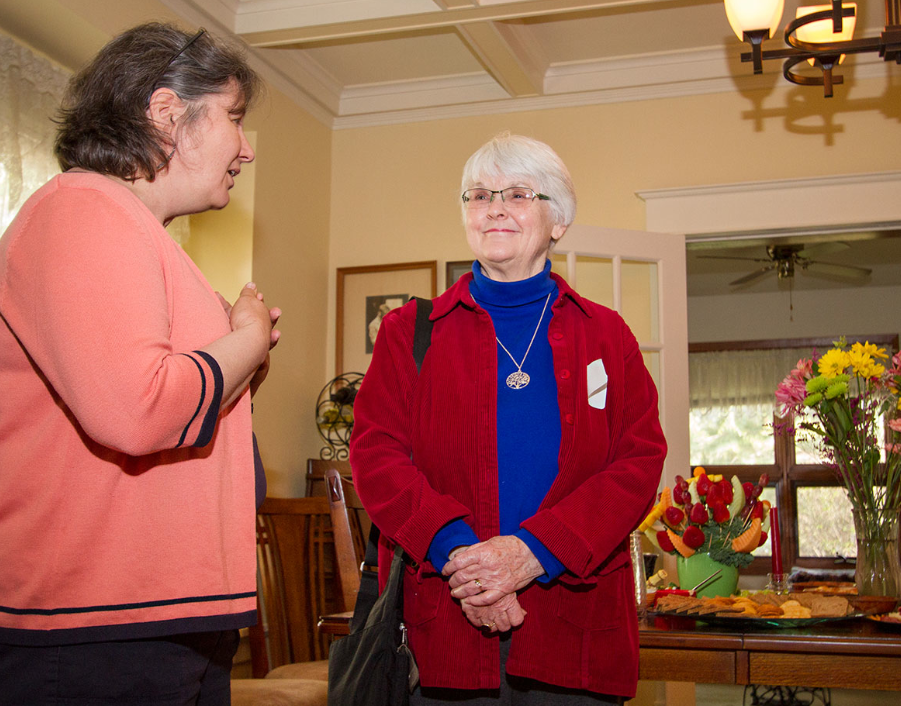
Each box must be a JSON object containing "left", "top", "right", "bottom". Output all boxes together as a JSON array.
[{"left": 689, "top": 335, "right": 898, "bottom": 574}]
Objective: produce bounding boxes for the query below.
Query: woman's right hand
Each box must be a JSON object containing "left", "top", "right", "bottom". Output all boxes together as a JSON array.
[
  {"left": 228, "top": 282, "right": 281, "bottom": 353},
  {"left": 459, "top": 592, "right": 526, "bottom": 633}
]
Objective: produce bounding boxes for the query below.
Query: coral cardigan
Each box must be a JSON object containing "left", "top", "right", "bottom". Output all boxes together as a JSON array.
[
  {"left": 350, "top": 273, "right": 667, "bottom": 697},
  {"left": 0, "top": 173, "right": 256, "bottom": 645}
]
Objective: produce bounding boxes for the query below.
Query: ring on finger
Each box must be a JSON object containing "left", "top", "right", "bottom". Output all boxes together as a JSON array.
[{"left": 474, "top": 579, "right": 483, "bottom": 588}]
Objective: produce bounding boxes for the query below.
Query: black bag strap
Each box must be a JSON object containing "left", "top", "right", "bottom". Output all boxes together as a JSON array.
[
  {"left": 350, "top": 297, "right": 432, "bottom": 631},
  {"left": 349, "top": 525, "right": 382, "bottom": 632},
  {"left": 412, "top": 297, "right": 433, "bottom": 374}
]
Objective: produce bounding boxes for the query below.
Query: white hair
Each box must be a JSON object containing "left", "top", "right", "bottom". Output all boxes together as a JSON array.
[{"left": 460, "top": 132, "right": 576, "bottom": 227}]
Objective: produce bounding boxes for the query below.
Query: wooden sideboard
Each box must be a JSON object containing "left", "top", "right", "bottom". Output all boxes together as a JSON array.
[
  {"left": 639, "top": 615, "right": 901, "bottom": 691},
  {"left": 321, "top": 612, "right": 901, "bottom": 691}
]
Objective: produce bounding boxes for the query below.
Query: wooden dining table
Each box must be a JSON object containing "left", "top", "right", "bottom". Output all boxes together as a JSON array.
[{"left": 319, "top": 611, "right": 901, "bottom": 690}]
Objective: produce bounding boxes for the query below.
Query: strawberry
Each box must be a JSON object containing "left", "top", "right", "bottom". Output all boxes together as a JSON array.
[
  {"left": 751, "top": 502, "right": 764, "bottom": 519},
  {"left": 719, "top": 479, "right": 734, "bottom": 504},
  {"left": 742, "top": 482, "right": 755, "bottom": 499},
  {"left": 689, "top": 503, "right": 709, "bottom": 525},
  {"left": 758, "top": 530, "right": 769, "bottom": 547},
  {"left": 710, "top": 500, "right": 730, "bottom": 524},
  {"left": 696, "top": 473, "right": 712, "bottom": 496},
  {"left": 657, "top": 530, "right": 675, "bottom": 553},
  {"left": 682, "top": 525, "right": 706, "bottom": 549},
  {"left": 706, "top": 484, "right": 722, "bottom": 505},
  {"left": 664, "top": 506, "right": 685, "bottom": 526}
]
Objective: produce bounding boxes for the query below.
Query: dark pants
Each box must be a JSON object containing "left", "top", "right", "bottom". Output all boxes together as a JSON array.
[
  {"left": 0, "top": 630, "right": 239, "bottom": 706},
  {"left": 410, "top": 635, "right": 625, "bottom": 705}
]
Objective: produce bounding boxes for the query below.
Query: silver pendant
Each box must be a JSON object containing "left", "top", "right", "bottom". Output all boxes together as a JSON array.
[{"left": 506, "top": 371, "right": 530, "bottom": 389}]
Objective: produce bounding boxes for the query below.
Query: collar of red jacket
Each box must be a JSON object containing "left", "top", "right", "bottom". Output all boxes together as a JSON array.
[{"left": 431, "top": 270, "right": 593, "bottom": 321}]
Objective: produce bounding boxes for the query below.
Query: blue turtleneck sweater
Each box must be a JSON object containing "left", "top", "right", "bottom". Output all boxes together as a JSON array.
[{"left": 427, "top": 260, "right": 565, "bottom": 582}]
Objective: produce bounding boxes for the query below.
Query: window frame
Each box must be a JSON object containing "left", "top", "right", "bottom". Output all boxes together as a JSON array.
[{"left": 690, "top": 334, "right": 899, "bottom": 575}]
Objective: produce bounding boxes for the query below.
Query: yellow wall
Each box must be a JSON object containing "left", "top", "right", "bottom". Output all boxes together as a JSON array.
[
  {"left": 327, "top": 78, "right": 901, "bottom": 374},
  {"left": 246, "top": 88, "right": 332, "bottom": 496}
]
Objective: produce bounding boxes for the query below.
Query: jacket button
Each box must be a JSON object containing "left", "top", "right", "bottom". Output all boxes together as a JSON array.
[
  {"left": 560, "top": 369, "right": 570, "bottom": 379},
  {"left": 552, "top": 332, "right": 564, "bottom": 340},
  {"left": 565, "top": 413, "right": 575, "bottom": 425}
]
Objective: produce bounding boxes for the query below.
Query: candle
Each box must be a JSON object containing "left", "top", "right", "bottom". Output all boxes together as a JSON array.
[{"left": 770, "top": 506, "right": 783, "bottom": 576}]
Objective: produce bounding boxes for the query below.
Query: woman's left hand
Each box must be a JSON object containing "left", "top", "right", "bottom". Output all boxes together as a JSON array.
[
  {"left": 443, "top": 536, "right": 545, "bottom": 606},
  {"left": 459, "top": 592, "right": 526, "bottom": 633}
]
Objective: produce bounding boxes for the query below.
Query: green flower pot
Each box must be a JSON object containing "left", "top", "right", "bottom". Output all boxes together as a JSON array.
[{"left": 676, "top": 553, "right": 739, "bottom": 598}]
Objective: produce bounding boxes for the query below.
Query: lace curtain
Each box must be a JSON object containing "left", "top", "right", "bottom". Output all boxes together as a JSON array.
[
  {"left": 689, "top": 347, "right": 814, "bottom": 410},
  {"left": 0, "top": 33, "right": 70, "bottom": 232}
]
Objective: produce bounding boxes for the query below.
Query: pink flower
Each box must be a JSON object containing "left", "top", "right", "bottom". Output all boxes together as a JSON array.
[
  {"left": 776, "top": 374, "right": 808, "bottom": 416},
  {"left": 886, "top": 443, "right": 901, "bottom": 455},
  {"left": 790, "top": 358, "right": 814, "bottom": 380},
  {"left": 889, "top": 418, "right": 901, "bottom": 433}
]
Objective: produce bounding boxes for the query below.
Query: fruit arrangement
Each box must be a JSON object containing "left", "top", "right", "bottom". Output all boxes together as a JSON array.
[{"left": 639, "top": 467, "right": 771, "bottom": 569}]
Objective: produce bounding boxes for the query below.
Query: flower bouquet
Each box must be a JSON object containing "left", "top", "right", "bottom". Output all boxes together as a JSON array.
[
  {"left": 641, "top": 467, "right": 771, "bottom": 568},
  {"left": 775, "top": 339, "right": 901, "bottom": 596}
]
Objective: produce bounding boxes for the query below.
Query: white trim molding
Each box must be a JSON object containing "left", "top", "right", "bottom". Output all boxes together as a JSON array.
[{"left": 638, "top": 171, "right": 901, "bottom": 237}]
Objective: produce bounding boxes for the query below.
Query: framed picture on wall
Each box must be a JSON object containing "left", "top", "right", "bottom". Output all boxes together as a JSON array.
[
  {"left": 445, "top": 260, "right": 472, "bottom": 290},
  {"left": 336, "top": 261, "right": 437, "bottom": 374}
]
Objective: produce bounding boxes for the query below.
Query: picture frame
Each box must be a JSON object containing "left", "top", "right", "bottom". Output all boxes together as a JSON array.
[
  {"left": 336, "top": 261, "right": 437, "bottom": 374},
  {"left": 445, "top": 260, "right": 473, "bottom": 290}
]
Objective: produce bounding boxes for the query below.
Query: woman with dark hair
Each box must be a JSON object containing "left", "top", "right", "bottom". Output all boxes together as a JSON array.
[
  {"left": 350, "top": 133, "right": 666, "bottom": 704},
  {"left": 0, "top": 23, "right": 278, "bottom": 704}
]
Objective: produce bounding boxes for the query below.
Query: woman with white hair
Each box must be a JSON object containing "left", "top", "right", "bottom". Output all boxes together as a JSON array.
[{"left": 350, "top": 133, "right": 666, "bottom": 704}]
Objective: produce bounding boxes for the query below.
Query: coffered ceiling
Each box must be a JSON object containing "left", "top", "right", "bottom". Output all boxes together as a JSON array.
[{"left": 162, "top": 0, "right": 893, "bottom": 128}]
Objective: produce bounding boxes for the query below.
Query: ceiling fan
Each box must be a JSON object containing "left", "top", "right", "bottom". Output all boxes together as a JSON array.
[{"left": 700, "top": 242, "right": 873, "bottom": 287}]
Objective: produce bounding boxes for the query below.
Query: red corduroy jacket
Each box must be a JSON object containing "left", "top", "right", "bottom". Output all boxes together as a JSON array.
[{"left": 349, "top": 272, "right": 666, "bottom": 696}]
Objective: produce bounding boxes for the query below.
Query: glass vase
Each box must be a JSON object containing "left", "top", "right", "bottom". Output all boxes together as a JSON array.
[{"left": 853, "top": 510, "right": 901, "bottom": 598}]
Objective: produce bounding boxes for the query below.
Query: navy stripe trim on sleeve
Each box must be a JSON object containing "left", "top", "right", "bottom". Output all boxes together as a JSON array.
[
  {"left": 177, "top": 354, "right": 207, "bottom": 448},
  {"left": 192, "top": 350, "right": 223, "bottom": 447},
  {"left": 0, "top": 591, "right": 256, "bottom": 617}
]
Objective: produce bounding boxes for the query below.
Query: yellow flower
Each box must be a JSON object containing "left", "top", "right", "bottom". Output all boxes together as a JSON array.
[
  {"left": 852, "top": 341, "right": 889, "bottom": 360},
  {"left": 817, "top": 349, "right": 850, "bottom": 378},
  {"left": 848, "top": 349, "right": 886, "bottom": 379}
]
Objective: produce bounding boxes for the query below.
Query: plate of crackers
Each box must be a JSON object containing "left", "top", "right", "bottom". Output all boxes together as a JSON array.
[{"left": 654, "top": 591, "right": 864, "bottom": 628}]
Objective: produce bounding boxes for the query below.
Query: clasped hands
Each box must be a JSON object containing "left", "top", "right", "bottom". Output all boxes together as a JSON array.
[{"left": 441, "top": 535, "right": 544, "bottom": 634}]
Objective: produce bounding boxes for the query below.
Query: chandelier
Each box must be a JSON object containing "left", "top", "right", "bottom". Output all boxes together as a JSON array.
[{"left": 725, "top": 0, "right": 901, "bottom": 97}]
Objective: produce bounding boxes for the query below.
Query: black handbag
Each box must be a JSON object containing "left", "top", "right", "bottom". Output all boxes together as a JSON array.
[{"left": 327, "top": 528, "right": 419, "bottom": 706}]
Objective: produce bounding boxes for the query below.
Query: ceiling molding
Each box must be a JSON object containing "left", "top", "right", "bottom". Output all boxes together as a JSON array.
[{"left": 237, "top": 0, "right": 664, "bottom": 47}]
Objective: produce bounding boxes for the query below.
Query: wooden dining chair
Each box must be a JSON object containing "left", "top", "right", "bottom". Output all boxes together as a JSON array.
[
  {"left": 306, "top": 458, "right": 370, "bottom": 568},
  {"left": 241, "top": 474, "right": 361, "bottom": 684}
]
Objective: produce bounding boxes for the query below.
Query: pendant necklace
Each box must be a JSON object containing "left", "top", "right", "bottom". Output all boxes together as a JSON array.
[{"left": 494, "top": 292, "right": 552, "bottom": 390}]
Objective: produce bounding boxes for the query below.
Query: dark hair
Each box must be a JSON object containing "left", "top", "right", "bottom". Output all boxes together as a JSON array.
[{"left": 55, "top": 22, "right": 262, "bottom": 181}]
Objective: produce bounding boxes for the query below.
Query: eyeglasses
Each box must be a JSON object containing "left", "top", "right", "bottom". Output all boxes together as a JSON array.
[
  {"left": 461, "top": 187, "right": 550, "bottom": 209},
  {"left": 152, "top": 28, "right": 205, "bottom": 91}
]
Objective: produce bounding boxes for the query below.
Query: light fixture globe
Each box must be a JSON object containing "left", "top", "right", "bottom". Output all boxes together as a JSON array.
[
  {"left": 796, "top": 2, "right": 857, "bottom": 64},
  {"left": 724, "top": 0, "right": 784, "bottom": 40}
]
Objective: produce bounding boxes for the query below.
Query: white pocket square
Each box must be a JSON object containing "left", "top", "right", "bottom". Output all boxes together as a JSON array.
[{"left": 587, "top": 359, "right": 608, "bottom": 410}]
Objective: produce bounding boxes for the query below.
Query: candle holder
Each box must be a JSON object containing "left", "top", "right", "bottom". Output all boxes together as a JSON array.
[{"left": 766, "top": 572, "right": 792, "bottom": 594}]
